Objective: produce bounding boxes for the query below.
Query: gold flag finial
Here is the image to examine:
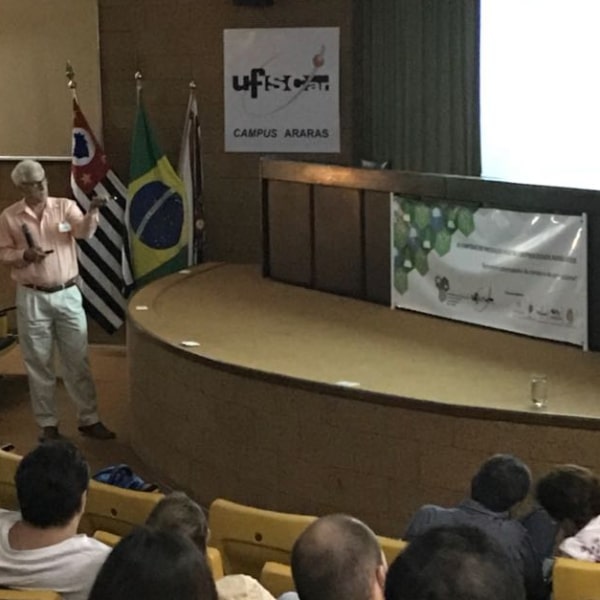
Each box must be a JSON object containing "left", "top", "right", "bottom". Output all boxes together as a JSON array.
[
  {"left": 134, "top": 71, "right": 144, "bottom": 103},
  {"left": 66, "top": 61, "right": 77, "bottom": 90}
]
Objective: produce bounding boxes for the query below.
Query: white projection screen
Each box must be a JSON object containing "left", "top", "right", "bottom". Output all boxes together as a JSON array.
[{"left": 0, "top": 0, "right": 101, "bottom": 158}]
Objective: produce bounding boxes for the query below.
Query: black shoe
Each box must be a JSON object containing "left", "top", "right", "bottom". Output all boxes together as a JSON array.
[
  {"left": 78, "top": 422, "right": 116, "bottom": 440},
  {"left": 39, "top": 426, "right": 66, "bottom": 443}
]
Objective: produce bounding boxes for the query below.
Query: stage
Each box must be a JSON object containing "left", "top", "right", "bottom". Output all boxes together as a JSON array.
[{"left": 127, "top": 263, "right": 600, "bottom": 535}]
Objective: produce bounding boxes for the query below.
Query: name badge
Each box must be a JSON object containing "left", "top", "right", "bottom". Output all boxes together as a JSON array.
[{"left": 58, "top": 221, "right": 71, "bottom": 233}]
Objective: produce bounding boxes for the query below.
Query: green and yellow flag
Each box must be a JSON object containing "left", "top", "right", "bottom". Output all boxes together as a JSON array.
[{"left": 127, "top": 100, "right": 190, "bottom": 287}]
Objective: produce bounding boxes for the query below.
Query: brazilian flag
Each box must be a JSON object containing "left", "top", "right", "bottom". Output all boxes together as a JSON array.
[{"left": 127, "top": 100, "right": 190, "bottom": 287}]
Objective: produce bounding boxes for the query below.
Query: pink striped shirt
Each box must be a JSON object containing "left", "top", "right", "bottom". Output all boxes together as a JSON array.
[{"left": 0, "top": 196, "right": 99, "bottom": 287}]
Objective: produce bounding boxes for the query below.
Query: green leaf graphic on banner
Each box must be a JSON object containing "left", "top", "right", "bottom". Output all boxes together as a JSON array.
[
  {"left": 414, "top": 203, "right": 431, "bottom": 230},
  {"left": 394, "top": 269, "right": 408, "bottom": 294},
  {"left": 457, "top": 208, "right": 475, "bottom": 236},
  {"left": 391, "top": 194, "right": 477, "bottom": 294},
  {"left": 400, "top": 197, "right": 414, "bottom": 218},
  {"left": 394, "top": 219, "right": 409, "bottom": 248},
  {"left": 414, "top": 248, "right": 429, "bottom": 275},
  {"left": 420, "top": 227, "right": 435, "bottom": 253},
  {"left": 434, "top": 228, "right": 452, "bottom": 256}
]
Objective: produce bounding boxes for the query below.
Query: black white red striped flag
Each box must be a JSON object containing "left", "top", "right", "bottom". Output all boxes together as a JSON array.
[{"left": 71, "top": 99, "right": 134, "bottom": 333}]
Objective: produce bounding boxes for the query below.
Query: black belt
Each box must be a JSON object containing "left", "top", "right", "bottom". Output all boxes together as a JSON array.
[{"left": 23, "top": 278, "right": 78, "bottom": 293}]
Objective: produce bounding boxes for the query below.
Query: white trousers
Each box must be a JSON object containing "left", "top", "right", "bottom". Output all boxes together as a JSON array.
[{"left": 16, "top": 285, "right": 99, "bottom": 428}]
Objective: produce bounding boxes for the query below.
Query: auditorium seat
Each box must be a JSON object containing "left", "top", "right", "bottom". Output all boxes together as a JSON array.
[
  {"left": 92, "top": 529, "right": 225, "bottom": 579},
  {"left": 208, "top": 498, "right": 316, "bottom": 578},
  {"left": 553, "top": 556, "right": 600, "bottom": 600},
  {"left": 207, "top": 546, "right": 225, "bottom": 580},
  {"left": 259, "top": 561, "right": 294, "bottom": 598},
  {"left": 79, "top": 480, "right": 164, "bottom": 537},
  {"left": 0, "top": 448, "right": 21, "bottom": 510},
  {"left": 377, "top": 534, "right": 408, "bottom": 565},
  {"left": 0, "top": 590, "right": 62, "bottom": 600},
  {"left": 92, "top": 529, "right": 121, "bottom": 547}
]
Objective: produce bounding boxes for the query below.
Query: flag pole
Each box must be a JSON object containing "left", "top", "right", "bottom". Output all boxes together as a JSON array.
[
  {"left": 65, "top": 61, "right": 78, "bottom": 101},
  {"left": 187, "top": 80, "right": 197, "bottom": 266}
]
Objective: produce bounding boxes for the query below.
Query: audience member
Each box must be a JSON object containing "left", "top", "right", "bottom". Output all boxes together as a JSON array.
[
  {"left": 534, "top": 464, "right": 600, "bottom": 561},
  {"left": 291, "top": 514, "right": 386, "bottom": 600},
  {"left": 0, "top": 441, "right": 110, "bottom": 600},
  {"left": 144, "top": 492, "right": 275, "bottom": 600},
  {"left": 403, "top": 454, "right": 546, "bottom": 600},
  {"left": 385, "top": 524, "right": 526, "bottom": 600},
  {"left": 520, "top": 505, "right": 559, "bottom": 563},
  {"left": 146, "top": 491, "right": 209, "bottom": 554},
  {"left": 88, "top": 526, "right": 217, "bottom": 600}
]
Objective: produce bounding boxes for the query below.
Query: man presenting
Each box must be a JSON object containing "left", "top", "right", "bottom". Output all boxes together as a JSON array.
[{"left": 0, "top": 160, "right": 115, "bottom": 441}]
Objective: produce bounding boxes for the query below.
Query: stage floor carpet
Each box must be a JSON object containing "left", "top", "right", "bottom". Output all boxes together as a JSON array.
[{"left": 130, "top": 263, "right": 600, "bottom": 425}]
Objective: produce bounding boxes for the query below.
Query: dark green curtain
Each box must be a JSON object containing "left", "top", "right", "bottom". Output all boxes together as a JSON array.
[{"left": 356, "top": 0, "right": 481, "bottom": 176}]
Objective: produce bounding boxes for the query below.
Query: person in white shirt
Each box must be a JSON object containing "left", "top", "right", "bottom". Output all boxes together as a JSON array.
[
  {"left": 535, "top": 464, "right": 600, "bottom": 562},
  {"left": 0, "top": 441, "right": 110, "bottom": 599}
]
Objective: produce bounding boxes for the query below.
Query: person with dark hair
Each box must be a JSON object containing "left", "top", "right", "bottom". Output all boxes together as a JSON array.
[
  {"left": 144, "top": 492, "right": 275, "bottom": 600},
  {"left": 533, "top": 464, "right": 600, "bottom": 561},
  {"left": 0, "top": 441, "right": 110, "bottom": 600},
  {"left": 385, "top": 525, "right": 526, "bottom": 600},
  {"left": 146, "top": 491, "right": 209, "bottom": 555},
  {"left": 88, "top": 526, "right": 217, "bottom": 600},
  {"left": 403, "top": 454, "right": 546, "bottom": 600},
  {"left": 291, "top": 514, "right": 386, "bottom": 600}
]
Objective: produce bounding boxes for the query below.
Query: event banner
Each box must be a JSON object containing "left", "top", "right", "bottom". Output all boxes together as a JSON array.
[
  {"left": 390, "top": 195, "right": 588, "bottom": 347},
  {"left": 223, "top": 28, "right": 340, "bottom": 153}
]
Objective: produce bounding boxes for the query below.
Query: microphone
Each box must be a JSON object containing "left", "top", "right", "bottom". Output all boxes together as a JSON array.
[{"left": 21, "top": 224, "right": 35, "bottom": 249}]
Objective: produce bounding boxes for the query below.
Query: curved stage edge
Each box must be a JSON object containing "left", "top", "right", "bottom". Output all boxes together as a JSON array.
[{"left": 127, "top": 263, "right": 600, "bottom": 535}]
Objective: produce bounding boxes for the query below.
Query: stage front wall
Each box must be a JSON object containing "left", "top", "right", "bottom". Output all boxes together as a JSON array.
[{"left": 128, "top": 322, "right": 600, "bottom": 536}]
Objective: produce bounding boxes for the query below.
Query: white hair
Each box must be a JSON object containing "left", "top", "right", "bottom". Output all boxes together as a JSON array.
[{"left": 11, "top": 160, "right": 45, "bottom": 186}]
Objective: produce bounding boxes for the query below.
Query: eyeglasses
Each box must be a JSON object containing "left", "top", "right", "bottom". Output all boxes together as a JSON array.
[{"left": 21, "top": 178, "right": 47, "bottom": 189}]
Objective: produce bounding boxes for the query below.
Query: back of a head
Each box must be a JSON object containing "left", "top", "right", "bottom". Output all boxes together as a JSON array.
[
  {"left": 536, "top": 464, "right": 600, "bottom": 529},
  {"left": 291, "top": 514, "right": 383, "bottom": 600},
  {"left": 145, "top": 491, "right": 209, "bottom": 553},
  {"left": 385, "top": 525, "right": 525, "bottom": 600},
  {"left": 15, "top": 441, "right": 89, "bottom": 528},
  {"left": 88, "top": 526, "right": 217, "bottom": 600},
  {"left": 470, "top": 454, "right": 531, "bottom": 512}
]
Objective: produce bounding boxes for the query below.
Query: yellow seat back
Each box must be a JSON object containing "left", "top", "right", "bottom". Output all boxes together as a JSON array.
[
  {"left": 92, "top": 529, "right": 122, "bottom": 547},
  {"left": 260, "top": 561, "right": 294, "bottom": 598},
  {"left": 553, "top": 556, "right": 600, "bottom": 600},
  {"left": 207, "top": 546, "right": 225, "bottom": 580},
  {"left": 377, "top": 535, "right": 408, "bottom": 565},
  {"left": 0, "top": 590, "right": 62, "bottom": 600},
  {"left": 0, "top": 449, "right": 21, "bottom": 511},
  {"left": 79, "top": 480, "right": 164, "bottom": 537},
  {"left": 208, "top": 498, "right": 316, "bottom": 578}
]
